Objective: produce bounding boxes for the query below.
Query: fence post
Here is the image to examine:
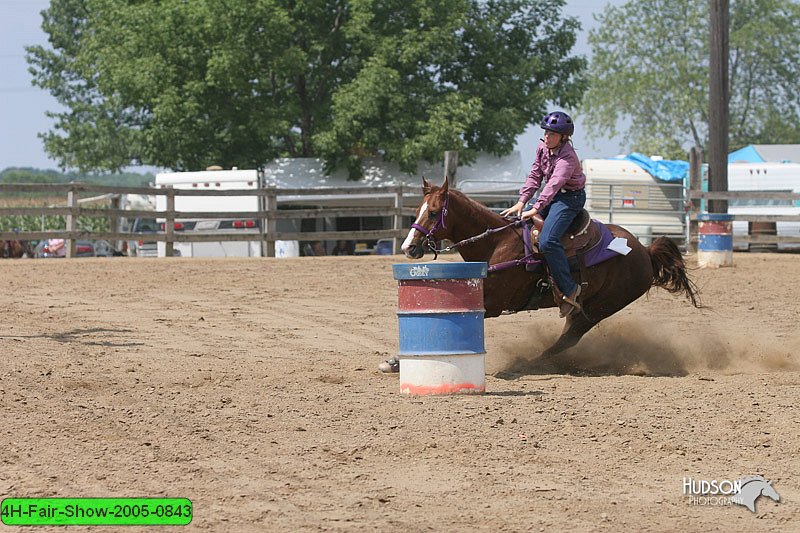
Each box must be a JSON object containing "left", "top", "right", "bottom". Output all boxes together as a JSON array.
[
  {"left": 109, "top": 194, "right": 121, "bottom": 252},
  {"left": 608, "top": 184, "right": 615, "bottom": 225},
  {"left": 444, "top": 150, "right": 458, "bottom": 188},
  {"left": 264, "top": 190, "right": 277, "bottom": 257},
  {"left": 393, "top": 186, "right": 404, "bottom": 254},
  {"left": 65, "top": 184, "right": 77, "bottom": 258},
  {"left": 688, "top": 146, "right": 703, "bottom": 254},
  {"left": 165, "top": 186, "right": 175, "bottom": 257},
  {"left": 258, "top": 189, "right": 266, "bottom": 257}
]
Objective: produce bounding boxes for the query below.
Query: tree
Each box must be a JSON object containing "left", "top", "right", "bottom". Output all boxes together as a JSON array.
[
  {"left": 27, "top": 0, "right": 586, "bottom": 176},
  {"left": 581, "top": 0, "right": 800, "bottom": 159}
]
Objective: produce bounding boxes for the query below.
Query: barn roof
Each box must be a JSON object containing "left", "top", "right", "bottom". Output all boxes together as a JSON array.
[{"left": 261, "top": 153, "right": 524, "bottom": 195}]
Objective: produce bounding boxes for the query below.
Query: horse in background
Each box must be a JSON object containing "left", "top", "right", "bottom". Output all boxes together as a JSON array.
[
  {"left": 401, "top": 177, "right": 699, "bottom": 359},
  {"left": 2, "top": 240, "right": 33, "bottom": 258}
]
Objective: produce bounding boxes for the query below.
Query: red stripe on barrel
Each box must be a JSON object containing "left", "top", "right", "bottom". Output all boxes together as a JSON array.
[
  {"left": 399, "top": 381, "right": 485, "bottom": 395},
  {"left": 698, "top": 220, "right": 732, "bottom": 234},
  {"left": 397, "top": 279, "right": 484, "bottom": 312}
]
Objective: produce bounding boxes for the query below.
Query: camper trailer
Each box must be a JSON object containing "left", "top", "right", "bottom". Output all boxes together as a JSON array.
[
  {"left": 581, "top": 159, "right": 687, "bottom": 245},
  {"left": 154, "top": 169, "right": 300, "bottom": 258},
  {"left": 727, "top": 163, "right": 800, "bottom": 250}
]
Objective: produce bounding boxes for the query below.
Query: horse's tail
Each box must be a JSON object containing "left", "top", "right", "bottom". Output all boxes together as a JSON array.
[{"left": 647, "top": 236, "right": 701, "bottom": 308}]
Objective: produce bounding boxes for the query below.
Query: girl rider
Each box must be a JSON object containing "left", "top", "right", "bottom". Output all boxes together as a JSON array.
[{"left": 500, "top": 111, "right": 586, "bottom": 317}]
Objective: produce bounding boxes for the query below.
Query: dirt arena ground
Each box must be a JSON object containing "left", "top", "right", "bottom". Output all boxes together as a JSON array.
[{"left": 1, "top": 252, "right": 798, "bottom": 532}]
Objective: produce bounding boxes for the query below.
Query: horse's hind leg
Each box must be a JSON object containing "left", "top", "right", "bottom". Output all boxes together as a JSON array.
[
  {"left": 540, "top": 282, "right": 646, "bottom": 359},
  {"left": 540, "top": 312, "right": 598, "bottom": 358}
]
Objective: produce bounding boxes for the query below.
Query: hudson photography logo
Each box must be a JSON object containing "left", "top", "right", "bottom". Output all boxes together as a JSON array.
[{"left": 683, "top": 475, "right": 780, "bottom": 513}]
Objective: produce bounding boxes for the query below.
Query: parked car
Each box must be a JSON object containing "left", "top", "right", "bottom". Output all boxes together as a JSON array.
[
  {"left": 34, "top": 239, "right": 111, "bottom": 258},
  {"left": 127, "top": 217, "right": 158, "bottom": 257},
  {"left": 127, "top": 217, "right": 181, "bottom": 257}
]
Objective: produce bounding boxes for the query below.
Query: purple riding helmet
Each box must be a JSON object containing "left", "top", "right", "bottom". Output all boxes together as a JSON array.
[{"left": 540, "top": 111, "right": 574, "bottom": 136}]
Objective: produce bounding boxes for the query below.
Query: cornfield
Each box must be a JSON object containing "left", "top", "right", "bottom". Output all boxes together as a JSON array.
[{"left": 0, "top": 195, "right": 112, "bottom": 233}]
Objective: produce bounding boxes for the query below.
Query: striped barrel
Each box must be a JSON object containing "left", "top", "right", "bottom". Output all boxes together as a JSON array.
[
  {"left": 698, "top": 213, "right": 734, "bottom": 268},
  {"left": 392, "top": 262, "right": 487, "bottom": 395}
]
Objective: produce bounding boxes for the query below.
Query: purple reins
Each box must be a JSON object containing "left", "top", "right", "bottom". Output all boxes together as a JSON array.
[{"left": 409, "top": 191, "right": 542, "bottom": 270}]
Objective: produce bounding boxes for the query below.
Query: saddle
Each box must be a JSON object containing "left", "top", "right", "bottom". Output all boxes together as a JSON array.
[
  {"left": 528, "top": 209, "right": 600, "bottom": 258},
  {"left": 517, "top": 211, "right": 618, "bottom": 315}
]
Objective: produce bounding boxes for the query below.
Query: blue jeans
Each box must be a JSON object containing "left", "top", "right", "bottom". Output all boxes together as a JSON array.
[{"left": 537, "top": 189, "right": 586, "bottom": 295}]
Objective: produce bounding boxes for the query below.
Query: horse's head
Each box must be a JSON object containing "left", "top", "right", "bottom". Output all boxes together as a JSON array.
[
  {"left": 734, "top": 476, "right": 781, "bottom": 512},
  {"left": 761, "top": 480, "right": 780, "bottom": 502},
  {"left": 401, "top": 176, "right": 451, "bottom": 259}
]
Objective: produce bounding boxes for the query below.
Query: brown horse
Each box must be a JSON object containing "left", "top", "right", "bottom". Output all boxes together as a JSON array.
[
  {"left": 401, "top": 177, "right": 700, "bottom": 359},
  {"left": 2, "top": 240, "right": 33, "bottom": 258}
]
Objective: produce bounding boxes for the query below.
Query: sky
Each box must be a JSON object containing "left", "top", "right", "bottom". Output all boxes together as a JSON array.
[{"left": 0, "top": 0, "right": 624, "bottom": 173}]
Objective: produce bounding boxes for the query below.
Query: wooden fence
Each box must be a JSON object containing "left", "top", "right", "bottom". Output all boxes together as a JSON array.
[
  {"left": 4, "top": 182, "right": 800, "bottom": 257},
  {"left": 687, "top": 189, "right": 800, "bottom": 247},
  {"left": 0, "top": 183, "right": 417, "bottom": 257}
]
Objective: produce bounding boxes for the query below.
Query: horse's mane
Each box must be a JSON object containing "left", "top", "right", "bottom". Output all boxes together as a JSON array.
[{"left": 435, "top": 186, "right": 508, "bottom": 228}]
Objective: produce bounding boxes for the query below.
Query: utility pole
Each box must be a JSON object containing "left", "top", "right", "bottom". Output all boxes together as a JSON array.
[
  {"left": 444, "top": 150, "right": 458, "bottom": 188},
  {"left": 708, "top": 0, "right": 729, "bottom": 213}
]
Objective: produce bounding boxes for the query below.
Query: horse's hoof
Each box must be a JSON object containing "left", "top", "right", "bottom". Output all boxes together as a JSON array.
[{"left": 378, "top": 358, "right": 399, "bottom": 373}]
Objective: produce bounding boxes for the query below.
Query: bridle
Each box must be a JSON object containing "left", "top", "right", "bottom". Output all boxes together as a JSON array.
[
  {"left": 408, "top": 191, "right": 533, "bottom": 269},
  {"left": 410, "top": 192, "right": 449, "bottom": 259}
]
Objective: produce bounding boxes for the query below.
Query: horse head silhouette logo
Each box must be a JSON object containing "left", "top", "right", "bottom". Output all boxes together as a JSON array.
[{"left": 730, "top": 476, "right": 780, "bottom": 513}]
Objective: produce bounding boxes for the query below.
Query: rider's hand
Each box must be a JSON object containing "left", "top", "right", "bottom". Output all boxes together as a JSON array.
[
  {"left": 500, "top": 201, "right": 525, "bottom": 218},
  {"left": 521, "top": 207, "right": 539, "bottom": 221}
]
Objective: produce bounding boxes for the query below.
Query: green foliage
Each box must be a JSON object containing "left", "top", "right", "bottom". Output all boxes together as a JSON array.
[
  {"left": 0, "top": 167, "right": 152, "bottom": 187},
  {"left": 0, "top": 167, "right": 67, "bottom": 184},
  {"left": 582, "top": 0, "right": 800, "bottom": 159},
  {"left": 0, "top": 215, "right": 64, "bottom": 233},
  {"left": 0, "top": 167, "right": 151, "bottom": 234},
  {"left": 27, "top": 0, "right": 585, "bottom": 178},
  {"left": 0, "top": 167, "right": 148, "bottom": 233},
  {"left": 0, "top": 214, "right": 107, "bottom": 233}
]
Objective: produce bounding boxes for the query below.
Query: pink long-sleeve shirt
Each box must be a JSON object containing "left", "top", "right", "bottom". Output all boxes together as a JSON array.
[{"left": 518, "top": 141, "right": 586, "bottom": 211}]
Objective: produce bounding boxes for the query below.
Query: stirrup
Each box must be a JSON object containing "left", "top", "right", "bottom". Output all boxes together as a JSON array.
[{"left": 559, "top": 286, "right": 582, "bottom": 318}]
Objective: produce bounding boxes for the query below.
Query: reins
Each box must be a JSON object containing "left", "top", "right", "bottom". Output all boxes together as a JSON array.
[
  {"left": 410, "top": 191, "right": 543, "bottom": 271},
  {"left": 429, "top": 219, "right": 523, "bottom": 254}
]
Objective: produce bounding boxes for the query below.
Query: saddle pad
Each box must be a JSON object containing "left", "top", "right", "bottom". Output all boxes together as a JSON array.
[{"left": 582, "top": 221, "right": 618, "bottom": 267}]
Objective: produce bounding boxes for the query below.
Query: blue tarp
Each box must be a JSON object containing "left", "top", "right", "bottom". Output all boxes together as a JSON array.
[
  {"left": 620, "top": 153, "right": 689, "bottom": 182},
  {"left": 728, "top": 145, "right": 765, "bottom": 163}
]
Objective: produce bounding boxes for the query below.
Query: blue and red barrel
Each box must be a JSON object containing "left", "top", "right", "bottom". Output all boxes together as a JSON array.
[
  {"left": 697, "top": 213, "right": 734, "bottom": 268},
  {"left": 392, "top": 262, "right": 487, "bottom": 395}
]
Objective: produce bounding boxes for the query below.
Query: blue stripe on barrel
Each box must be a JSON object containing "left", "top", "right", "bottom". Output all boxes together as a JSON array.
[
  {"left": 698, "top": 213, "right": 734, "bottom": 221},
  {"left": 698, "top": 233, "right": 733, "bottom": 251},
  {"left": 397, "top": 311, "right": 485, "bottom": 355},
  {"left": 392, "top": 262, "right": 488, "bottom": 280}
]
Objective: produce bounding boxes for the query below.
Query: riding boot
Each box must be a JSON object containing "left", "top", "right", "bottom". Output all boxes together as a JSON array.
[{"left": 559, "top": 285, "right": 582, "bottom": 318}]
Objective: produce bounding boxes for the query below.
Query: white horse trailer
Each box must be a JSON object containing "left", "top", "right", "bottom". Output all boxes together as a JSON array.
[
  {"left": 582, "top": 159, "right": 687, "bottom": 246},
  {"left": 727, "top": 163, "right": 800, "bottom": 250},
  {"left": 154, "top": 169, "right": 301, "bottom": 258}
]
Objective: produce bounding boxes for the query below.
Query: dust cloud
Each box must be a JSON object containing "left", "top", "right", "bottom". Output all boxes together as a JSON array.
[{"left": 491, "top": 317, "right": 800, "bottom": 378}]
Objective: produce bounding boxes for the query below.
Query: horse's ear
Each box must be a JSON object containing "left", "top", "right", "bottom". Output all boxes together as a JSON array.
[
  {"left": 422, "top": 176, "right": 431, "bottom": 195},
  {"left": 441, "top": 175, "right": 450, "bottom": 194}
]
